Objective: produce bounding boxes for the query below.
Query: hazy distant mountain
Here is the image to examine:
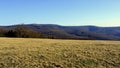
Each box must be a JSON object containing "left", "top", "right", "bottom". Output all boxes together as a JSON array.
[{"left": 1, "top": 24, "right": 120, "bottom": 40}]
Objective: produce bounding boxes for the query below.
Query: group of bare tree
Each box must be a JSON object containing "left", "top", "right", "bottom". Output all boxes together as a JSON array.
[{"left": 0, "top": 25, "right": 47, "bottom": 38}]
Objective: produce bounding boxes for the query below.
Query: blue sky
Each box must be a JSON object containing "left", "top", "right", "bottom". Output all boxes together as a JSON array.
[{"left": 0, "top": 0, "right": 120, "bottom": 26}]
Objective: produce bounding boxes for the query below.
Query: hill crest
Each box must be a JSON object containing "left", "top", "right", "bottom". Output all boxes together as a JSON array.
[{"left": 0, "top": 24, "right": 120, "bottom": 40}]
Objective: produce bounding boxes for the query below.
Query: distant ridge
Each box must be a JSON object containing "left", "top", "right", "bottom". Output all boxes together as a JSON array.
[{"left": 0, "top": 24, "right": 120, "bottom": 40}]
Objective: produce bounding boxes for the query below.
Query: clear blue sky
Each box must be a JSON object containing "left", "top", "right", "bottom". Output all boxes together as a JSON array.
[{"left": 0, "top": 0, "right": 120, "bottom": 26}]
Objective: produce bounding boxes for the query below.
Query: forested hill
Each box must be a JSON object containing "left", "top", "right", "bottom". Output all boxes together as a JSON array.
[{"left": 0, "top": 24, "right": 120, "bottom": 40}]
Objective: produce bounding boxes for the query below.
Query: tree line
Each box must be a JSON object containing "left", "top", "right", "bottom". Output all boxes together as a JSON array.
[
  {"left": 0, "top": 25, "right": 47, "bottom": 38},
  {"left": 0, "top": 24, "right": 94, "bottom": 40}
]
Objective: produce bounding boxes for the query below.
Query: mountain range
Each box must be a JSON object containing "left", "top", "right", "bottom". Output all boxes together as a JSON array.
[{"left": 0, "top": 24, "right": 120, "bottom": 40}]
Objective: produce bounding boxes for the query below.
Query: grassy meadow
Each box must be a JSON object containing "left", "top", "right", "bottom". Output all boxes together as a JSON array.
[{"left": 0, "top": 38, "right": 120, "bottom": 68}]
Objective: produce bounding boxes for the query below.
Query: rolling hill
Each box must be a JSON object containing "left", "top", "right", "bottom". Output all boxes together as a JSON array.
[{"left": 0, "top": 24, "right": 120, "bottom": 40}]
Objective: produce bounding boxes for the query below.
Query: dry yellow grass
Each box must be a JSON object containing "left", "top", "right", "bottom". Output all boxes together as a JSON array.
[{"left": 0, "top": 38, "right": 120, "bottom": 68}]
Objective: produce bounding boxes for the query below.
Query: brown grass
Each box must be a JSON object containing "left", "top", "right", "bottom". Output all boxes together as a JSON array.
[{"left": 0, "top": 38, "right": 120, "bottom": 68}]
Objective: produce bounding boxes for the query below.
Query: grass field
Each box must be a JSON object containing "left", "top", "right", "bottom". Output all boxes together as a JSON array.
[{"left": 0, "top": 38, "right": 120, "bottom": 68}]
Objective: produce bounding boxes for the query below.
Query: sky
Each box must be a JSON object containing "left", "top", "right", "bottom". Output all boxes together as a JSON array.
[{"left": 0, "top": 0, "right": 120, "bottom": 26}]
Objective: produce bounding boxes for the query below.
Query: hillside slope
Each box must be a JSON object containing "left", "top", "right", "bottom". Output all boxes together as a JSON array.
[
  {"left": 0, "top": 24, "right": 120, "bottom": 40},
  {"left": 26, "top": 24, "right": 120, "bottom": 40}
]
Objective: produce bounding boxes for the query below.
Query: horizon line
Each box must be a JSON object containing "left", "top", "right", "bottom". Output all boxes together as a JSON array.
[{"left": 0, "top": 23, "right": 120, "bottom": 27}]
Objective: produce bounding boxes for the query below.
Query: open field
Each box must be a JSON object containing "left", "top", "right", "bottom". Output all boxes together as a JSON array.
[{"left": 0, "top": 38, "right": 120, "bottom": 68}]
